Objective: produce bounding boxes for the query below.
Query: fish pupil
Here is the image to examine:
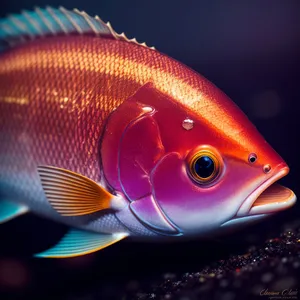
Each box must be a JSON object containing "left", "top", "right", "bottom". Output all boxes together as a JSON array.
[{"left": 195, "top": 156, "right": 215, "bottom": 178}]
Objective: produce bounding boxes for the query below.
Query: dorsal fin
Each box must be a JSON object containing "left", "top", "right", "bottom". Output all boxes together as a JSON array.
[{"left": 0, "top": 6, "right": 155, "bottom": 50}]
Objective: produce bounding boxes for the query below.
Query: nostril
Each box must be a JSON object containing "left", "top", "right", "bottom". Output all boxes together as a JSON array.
[{"left": 263, "top": 164, "right": 272, "bottom": 173}]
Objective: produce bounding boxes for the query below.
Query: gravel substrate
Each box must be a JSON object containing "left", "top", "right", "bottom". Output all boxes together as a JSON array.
[{"left": 130, "top": 222, "right": 300, "bottom": 300}]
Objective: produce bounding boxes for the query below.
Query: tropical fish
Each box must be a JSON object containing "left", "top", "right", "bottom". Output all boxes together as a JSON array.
[{"left": 0, "top": 7, "right": 296, "bottom": 258}]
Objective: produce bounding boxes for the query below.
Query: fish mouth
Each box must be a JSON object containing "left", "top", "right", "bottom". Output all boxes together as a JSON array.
[
  {"left": 221, "top": 166, "right": 296, "bottom": 228},
  {"left": 237, "top": 166, "right": 296, "bottom": 217}
]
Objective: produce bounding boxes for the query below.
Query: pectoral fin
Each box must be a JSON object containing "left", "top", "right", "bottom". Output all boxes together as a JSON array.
[
  {"left": 0, "top": 200, "right": 28, "bottom": 224},
  {"left": 34, "top": 229, "right": 128, "bottom": 258},
  {"left": 38, "top": 166, "right": 114, "bottom": 216}
]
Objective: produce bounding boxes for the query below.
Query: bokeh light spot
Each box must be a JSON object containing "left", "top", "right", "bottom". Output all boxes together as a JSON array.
[{"left": 0, "top": 258, "right": 30, "bottom": 288}]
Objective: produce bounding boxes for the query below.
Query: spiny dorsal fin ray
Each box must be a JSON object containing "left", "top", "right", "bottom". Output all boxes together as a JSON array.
[{"left": 0, "top": 6, "right": 155, "bottom": 50}]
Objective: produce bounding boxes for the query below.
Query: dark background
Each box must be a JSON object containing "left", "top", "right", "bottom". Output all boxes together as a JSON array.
[{"left": 0, "top": 1, "right": 299, "bottom": 299}]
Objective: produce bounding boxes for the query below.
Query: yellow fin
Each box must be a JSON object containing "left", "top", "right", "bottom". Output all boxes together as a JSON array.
[{"left": 38, "top": 166, "right": 114, "bottom": 216}]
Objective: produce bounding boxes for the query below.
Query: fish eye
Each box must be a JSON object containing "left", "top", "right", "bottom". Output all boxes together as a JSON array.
[
  {"left": 189, "top": 150, "right": 220, "bottom": 185},
  {"left": 248, "top": 153, "right": 257, "bottom": 163}
]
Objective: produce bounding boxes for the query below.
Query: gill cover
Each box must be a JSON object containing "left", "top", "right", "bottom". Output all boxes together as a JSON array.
[
  {"left": 101, "top": 83, "right": 235, "bottom": 234},
  {"left": 101, "top": 83, "right": 180, "bottom": 234}
]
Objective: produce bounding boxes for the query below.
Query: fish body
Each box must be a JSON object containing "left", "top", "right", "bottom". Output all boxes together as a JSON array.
[{"left": 0, "top": 8, "right": 296, "bottom": 257}]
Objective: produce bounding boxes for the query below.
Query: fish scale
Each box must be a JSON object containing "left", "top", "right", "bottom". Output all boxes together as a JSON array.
[
  {"left": 0, "top": 7, "right": 296, "bottom": 258},
  {"left": 0, "top": 35, "right": 199, "bottom": 232}
]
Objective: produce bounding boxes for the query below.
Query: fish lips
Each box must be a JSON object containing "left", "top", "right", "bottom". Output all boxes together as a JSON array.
[{"left": 221, "top": 165, "right": 296, "bottom": 228}]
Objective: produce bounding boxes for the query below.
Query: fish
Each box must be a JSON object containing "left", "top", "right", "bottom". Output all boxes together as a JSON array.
[{"left": 0, "top": 7, "right": 296, "bottom": 258}]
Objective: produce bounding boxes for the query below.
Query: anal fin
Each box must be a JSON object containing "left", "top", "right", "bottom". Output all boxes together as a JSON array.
[
  {"left": 0, "top": 200, "right": 28, "bottom": 224},
  {"left": 34, "top": 229, "right": 128, "bottom": 258}
]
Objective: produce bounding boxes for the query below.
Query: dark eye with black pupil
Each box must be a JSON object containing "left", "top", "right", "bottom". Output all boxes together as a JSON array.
[
  {"left": 194, "top": 156, "right": 215, "bottom": 178},
  {"left": 249, "top": 156, "right": 256, "bottom": 163},
  {"left": 249, "top": 153, "right": 257, "bottom": 163}
]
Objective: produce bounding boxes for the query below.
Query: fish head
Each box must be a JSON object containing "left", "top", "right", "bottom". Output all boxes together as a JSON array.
[
  {"left": 151, "top": 129, "right": 295, "bottom": 236},
  {"left": 148, "top": 84, "right": 296, "bottom": 235},
  {"left": 101, "top": 83, "right": 296, "bottom": 236}
]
